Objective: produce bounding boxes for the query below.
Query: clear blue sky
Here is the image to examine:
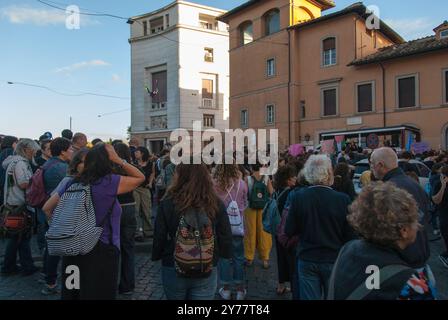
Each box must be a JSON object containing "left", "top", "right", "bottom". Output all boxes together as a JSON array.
[{"left": 1, "top": 0, "right": 446, "bottom": 141}]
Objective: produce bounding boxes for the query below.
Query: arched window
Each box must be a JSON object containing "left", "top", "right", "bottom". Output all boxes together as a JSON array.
[
  {"left": 264, "top": 9, "right": 280, "bottom": 36},
  {"left": 322, "top": 37, "right": 336, "bottom": 66},
  {"left": 239, "top": 21, "right": 253, "bottom": 46}
]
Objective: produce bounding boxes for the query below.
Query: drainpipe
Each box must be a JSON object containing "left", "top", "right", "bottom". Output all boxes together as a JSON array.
[
  {"left": 380, "top": 62, "right": 386, "bottom": 128},
  {"left": 288, "top": 29, "right": 292, "bottom": 146}
]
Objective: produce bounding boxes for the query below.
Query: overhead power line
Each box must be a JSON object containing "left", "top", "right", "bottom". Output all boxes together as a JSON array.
[{"left": 6, "top": 81, "right": 130, "bottom": 100}]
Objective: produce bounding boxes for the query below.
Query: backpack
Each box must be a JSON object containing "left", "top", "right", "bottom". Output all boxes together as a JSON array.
[
  {"left": 26, "top": 161, "right": 58, "bottom": 208},
  {"left": 248, "top": 176, "right": 269, "bottom": 209},
  {"left": 45, "top": 183, "right": 115, "bottom": 256},
  {"left": 276, "top": 205, "right": 299, "bottom": 250},
  {"left": 155, "top": 167, "right": 167, "bottom": 191},
  {"left": 174, "top": 210, "right": 215, "bottom": 278},
  {"left": 262, "top": 188, "right": 289, "bottom": 235},
  {"left": 225, "top": 182, "right": 244, "bottom": 236}
]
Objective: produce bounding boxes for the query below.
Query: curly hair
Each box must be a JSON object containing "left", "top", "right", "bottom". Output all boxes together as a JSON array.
[
  {"left": 213, "top": 164, "right": 240, "bottom": 191},
  {"left": 348, "top": 182, "right": 418, "bottom": 247}
]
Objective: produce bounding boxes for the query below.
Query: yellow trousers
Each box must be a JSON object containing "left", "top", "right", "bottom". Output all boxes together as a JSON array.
[{"left": 243, "top": 208, "right": 272, "bottom": 261}]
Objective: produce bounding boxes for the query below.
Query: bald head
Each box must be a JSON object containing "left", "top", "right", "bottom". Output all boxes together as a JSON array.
[
  {"left": 72, "top": 132, "right": 87, "bottom": 148},
  {"left": 370, "top": 147, "right": 398, "bottom": 180}
]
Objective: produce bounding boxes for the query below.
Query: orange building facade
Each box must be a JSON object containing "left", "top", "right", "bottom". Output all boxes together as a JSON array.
[{"left": 219, "top": 1, "right": 448, "bottom": 151}]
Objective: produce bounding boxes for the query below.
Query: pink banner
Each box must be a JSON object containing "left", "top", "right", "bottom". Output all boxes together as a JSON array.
[{"left": 289, "top": 144, "right": 305, "bottom": 157}]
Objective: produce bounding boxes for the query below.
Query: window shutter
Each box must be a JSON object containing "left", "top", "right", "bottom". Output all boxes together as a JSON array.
[
  {"left": 323, "top": 89, "right": 337, "bottom": 116},
  {"left": 323, "top": 38, "right": 336, "bottom": 51},
  {"left": 152, "top": 71, "right": 167, "bottom": 103},
  {"left": 358, "top": 83, "right": 373, "bottom": 112},
  {"left": 398, "top": 77, "right": 416, "bottom": 108}
]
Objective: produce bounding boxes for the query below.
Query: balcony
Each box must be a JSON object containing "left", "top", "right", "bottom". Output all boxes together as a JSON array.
[{"left": 201, "top": 98, "right": 215, "bottom": 109}]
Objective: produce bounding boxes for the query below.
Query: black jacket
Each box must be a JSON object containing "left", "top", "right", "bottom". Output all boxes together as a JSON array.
[
  {"left": 383, "top": 168, "right": 430, "bottom": 268},
  {"left": 285, "top": 185, "right": 354, "bottom": 263},
  {"left": 331, "top": 240, "right": 415, "bottom": 300},
  {"left": 152, "top": 196, "right": 233, "bottom": 267}
]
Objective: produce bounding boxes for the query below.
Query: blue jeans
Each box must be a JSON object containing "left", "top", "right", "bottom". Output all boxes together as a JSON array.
[
  {"left": 297, "top": 259, "right": 334, "bottom": 300},
  {"left": 43, "top": 247, "right": 60, "bottom": 285},
  {"left": 162, "top": 266, "right": 218, "bottom": 300},
  {"left": 218, "top": 237, "right": 245, "bottom": 286},
  {"left": 1, "top": 231, "right": 36, "bottom": 273}
]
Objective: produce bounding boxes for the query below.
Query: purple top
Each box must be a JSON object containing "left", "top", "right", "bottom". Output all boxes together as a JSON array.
[{"left": 56, "top": 174, "right": 122, "bottom": 249}]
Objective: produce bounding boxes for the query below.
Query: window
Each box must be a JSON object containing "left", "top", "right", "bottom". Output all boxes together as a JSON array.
[
  {"left": 202, "top": 79, "right": 213, "bottom": 99},
  {"left": 397, "top": 75, "right": 418, "bottom": 108},
  {"left": 150, "top": 17, "right": 164, "bottom": 34},
  {"left": 266, "top": 105, "right": 275, "bottom": 124},
  {"left": 239, "top": 21, "right": 253, "bottom": 46},
  {"left": 322, "top": 37, "right": 336, "bottom": 66},
  {"left": 441, "top": 30, "right": 448, "bottom": 39},
  {"left": 199, "top": 14, "right": 217, "bottom": 30},
  {"left": 322, "top": 87, "right": 337, "bottom": 116},
  {"left": 151, "top": 71, "right": 167, "bottom": 107},
  {"left": 241, "top": 109, "right": 248, "bottom": 127},
  {"left": 165, "top": 14, "right": 170, "bottom": 28},
  {"left": 357, "top": 82, "right": 374, "bottom": 113},
  {"left": 300, "top": 100, "right": 306, "bottom": 118},
  {"left": 264, "top": 9, "right": 280, "bottom": 36},
  {"left": 143, "top": 21, "right": 148, "bottom": 36},
  {"left": 204, "top": 48, "right": 214, "bottom": 62},
  {"left": 266, "top": 58, "right": 276, "bottom": 77},
  {"left": 203, "top": 114, "right": 215, "bottom": 128},
  {"left": 444, "top": 70, "right": 448, "bottom": 104}
]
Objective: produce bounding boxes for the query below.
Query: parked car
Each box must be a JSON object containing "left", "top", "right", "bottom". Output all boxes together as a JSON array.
[{"left": 353, "top": 159, "right": 430, "bottom": 193}]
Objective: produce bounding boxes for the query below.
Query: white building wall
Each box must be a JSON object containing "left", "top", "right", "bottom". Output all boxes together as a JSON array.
[
  {"left": 178, "top": 26, "right": 229, "bottom": 131},
  {"left": 130, "top": 29, "right": 180, "bottom": 132},
  {"left": 130, "top": 1, "right": 229, "bottom": 138}
]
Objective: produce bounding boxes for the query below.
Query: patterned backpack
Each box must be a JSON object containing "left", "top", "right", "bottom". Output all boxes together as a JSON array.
[{"left": 174, "top": 209, "right": 215, "bottom": 278}]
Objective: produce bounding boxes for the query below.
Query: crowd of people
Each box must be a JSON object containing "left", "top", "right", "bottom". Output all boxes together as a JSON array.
[{"left": 1, "top": 131, "right": 448, "bottom": 300}]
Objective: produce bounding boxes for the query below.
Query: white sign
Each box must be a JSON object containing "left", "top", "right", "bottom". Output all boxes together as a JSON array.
[{"left": 347, "top": 117, "right": 362, "bottom": 126}]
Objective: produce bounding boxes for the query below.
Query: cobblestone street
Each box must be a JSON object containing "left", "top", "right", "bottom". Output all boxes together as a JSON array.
[
  {"left": 1, "top": 232, "right": 447, "bottom": 300},
  {"left": 0, "top": 237, "right": 291, "bottom": 300}
]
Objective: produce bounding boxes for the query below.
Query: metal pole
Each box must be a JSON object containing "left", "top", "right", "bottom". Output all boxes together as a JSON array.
[{"left": 70, "top": 116, "right": 72, "bottom": 131}]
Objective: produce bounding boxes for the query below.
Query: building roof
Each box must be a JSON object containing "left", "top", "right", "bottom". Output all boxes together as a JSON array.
[
  {"left": 349, "top": 35, "right": 448, "bottom": 66},
  {"left": 217, "top": 0, "right": 335, "bottom": 22},
  {"left": 434, "top": 20, "right": 448, "bottom": 32},
  {"left": 289, "top": 2, "right": 405, "bottom": 44},
  {"left": 130, "top": 0, "right": 226, "bottom": 21}
]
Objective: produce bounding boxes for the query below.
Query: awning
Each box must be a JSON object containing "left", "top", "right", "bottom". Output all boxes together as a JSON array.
[{"left": 320, "top": 125, "right": 420, "bottom": 139}]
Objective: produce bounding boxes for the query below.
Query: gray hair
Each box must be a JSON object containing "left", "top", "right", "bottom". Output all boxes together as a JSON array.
[
  {"left": 14, "top": 139, "right": 40, "bottom": 158},
  {"left": 304, "top": 154, "right": 333, "bottom": 185}
]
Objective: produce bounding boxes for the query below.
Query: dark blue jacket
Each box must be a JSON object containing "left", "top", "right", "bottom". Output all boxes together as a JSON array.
[
  {"left": 43, "top": 157, "right": 68, "bottom": 194},
  {"left": 285, "top": 185, "right": 354, "bottom": 263},
  {"left": 383, "top": 168, "right": 430, "bottom": 268}
]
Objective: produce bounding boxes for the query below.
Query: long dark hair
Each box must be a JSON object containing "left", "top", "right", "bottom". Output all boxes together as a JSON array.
[
  {"left": 76, "top": 143, "right": 113, "bottom": 185},
  {"left": 165, "top": 163, "right": 219, "bottom": 219},
  {"left": 68, "top": 148, "right": 89, "bottom": 177},
  {"left": 333, "top": 162, "right": 351, "bottom": 191},
  {"left": 113, "top": 143, "right": 131, "bottom": 176}
]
